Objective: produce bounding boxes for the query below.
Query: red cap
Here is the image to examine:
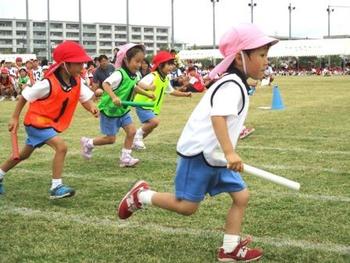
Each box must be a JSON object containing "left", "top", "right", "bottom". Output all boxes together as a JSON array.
[
  {"left": 16, "top": 57, "right": 23, "bottom": 62},
  {"left": 45, "top": 41, "right": 92, "bottom": 77},
  {"left": 53, "top": 41, "right": 91, "bottom": 63},
  {"left": 1, "top": 68, "right": 9, "bottom": 74},
  {"left": 151, "top": 51, "right": 175, "bottom": 71}
]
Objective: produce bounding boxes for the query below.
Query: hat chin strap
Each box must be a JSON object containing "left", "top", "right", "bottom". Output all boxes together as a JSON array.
[
  {"left": 63, "top": 62, "right": 72, "bottom": 77},
  {"left": 241, "top": 51, "right": 247, "bottom": 75}
]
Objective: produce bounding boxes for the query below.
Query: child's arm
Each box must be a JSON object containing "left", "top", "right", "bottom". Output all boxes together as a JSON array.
[
  {"left": 81, "top": 100, "right": 99, "bottom": 118},
  {"left": 170, "top": 89, "right": 192, "bottom": 97},
  {"left": 134, "top": 85, "right": 156, "bottom": 100},
  {"left": 102, "top": 82, "right": 121, "bottom": 106},
  {"left": 211, "top": 116, "right": 243, "bottom": 172},
  {"left": 137, "top": 81, "right": 156, "bottom": 91},
  {"left": 8, "top": 95, "right": 27, "bottom": 132}
]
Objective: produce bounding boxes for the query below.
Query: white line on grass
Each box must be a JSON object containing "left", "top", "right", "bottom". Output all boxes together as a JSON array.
[
  {"left": 239, "top": 145, "right": 350, "bottom": 155},
  {"left": 2, "top": 206, "right": 350, "bottom": 255},
  {"left": 10, "top": 168, "right": 350, "bottom": 203}
]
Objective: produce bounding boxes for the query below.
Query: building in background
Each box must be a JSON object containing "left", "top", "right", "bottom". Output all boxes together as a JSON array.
[{"left": 0, "top": 18, "right": 186, "bottom": 59}]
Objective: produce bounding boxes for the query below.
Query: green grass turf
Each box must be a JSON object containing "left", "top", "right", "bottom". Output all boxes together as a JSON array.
[{"left": 0, "top": 76, "right": 349, "bottom": 262}]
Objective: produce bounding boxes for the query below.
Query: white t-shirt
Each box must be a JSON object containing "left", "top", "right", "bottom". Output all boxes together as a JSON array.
[
  {"left": 104, "top": 70, "right": 122, "bottom": 90},
  {"left": 104, "top": 70, "right": 140, "bottom": 90},
  {"left": 140, "top": 73, "right": 174, "bottom": 94},
  {"left": 176, "top": 73, "right": 249, "bottom": 167},
  {"left": 22, "top": 78, "right": 93, "bottom": 103}
]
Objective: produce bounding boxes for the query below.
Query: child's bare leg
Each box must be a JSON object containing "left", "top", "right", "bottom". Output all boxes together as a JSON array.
[
  {"left": 92, "top": 135, "right": 116, "bottom": 145},
  {"left": 46, "top": 136, "right": 67, "bottom": 179},
  {"left": 151, "top": 192, "right": 199, "bottom": 216},
  {"left": 122, "top": 124, "right": 136, "bottom": 149},
  {"left": 141, "top": 117, "right": 159, "bottom": 138},
  {"left": 1, "top": 145, "right": 34, "bottom": 172},
  {"left": 225, "top": 189, "right": 249, "bottom": 234}
]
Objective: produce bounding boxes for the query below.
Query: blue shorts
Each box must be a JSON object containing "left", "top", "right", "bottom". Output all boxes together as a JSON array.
[
  {"left": 136, "top": 107, "right": 156, "bottom": 123},
  {"left": 25, "top": 126, "right": 57, "bottom": 148},
  {"left": 175, "top": 154, "right": 246, "bottom": 202},
  {"left": 100, "top": 112, "right": 132, "bottom": 136}
]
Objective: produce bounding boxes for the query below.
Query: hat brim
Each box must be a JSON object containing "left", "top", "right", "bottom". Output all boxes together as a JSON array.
[
  {"left": 244, "top": 36, "right": 279, "bottom": 50},
  {"left": 65, "top": 54, "right": 92, "bottom": 63}
]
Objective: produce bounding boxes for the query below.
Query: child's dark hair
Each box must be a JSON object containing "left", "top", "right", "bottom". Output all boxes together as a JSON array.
[
  {"left": 125, "top": 46, "right": 145, "bottom": 62},
  {"left": 158, "top": 59, "right": 175, "bottom": 73}
]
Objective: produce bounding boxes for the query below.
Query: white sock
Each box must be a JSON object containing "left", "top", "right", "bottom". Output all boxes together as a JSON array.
[
  {"left": 138, "top": 189, "right": 156, "bottom": 205},
  {"left": 0, "top": 168, "right": 6, "bottom": 180},
  {"left": 51, "top": 179, "right": 62, "bottom": 190},
  {"left": 136, "top": 128, "right": 144, "bottom": 138},
  {"left": 88, "top": 138, "right": 94, "bottom": 148},
  {"left": 222, "top": 234, "right": 241, "bottom": 253},
  {"left": 121, "top": 148, "right": 132, "bottom": 158}
]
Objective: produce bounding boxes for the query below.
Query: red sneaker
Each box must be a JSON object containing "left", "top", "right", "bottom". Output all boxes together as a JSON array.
[
  {"left": 239, "top": 127, "right": 255, "bottom": 140},
  {"left": 117, "top": 180, "right": 149, "bottom": 219},
  {"left": 217, "top": 236, "right": 263, "bottom": 262}
]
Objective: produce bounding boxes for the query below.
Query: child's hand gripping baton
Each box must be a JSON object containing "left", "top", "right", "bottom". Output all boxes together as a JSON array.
[
  {"left": 121, "top": 101, "right": 155, "bottom": 108},
  {"left": 11, "top": 129, "right": 20, "bottom": 161},
  {"left": 243, "top": 164, "right": 300, "bottom": 191}
]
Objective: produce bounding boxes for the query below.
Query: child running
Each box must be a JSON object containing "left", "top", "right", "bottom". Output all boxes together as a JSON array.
[
  {"left": 117, "top": 24, "right": 278, "bottom": 262},
  {"left": 132, "top": 51, "right": 191, "bottom": 150},
  {"left": 80, "top": 43, "right": 154, "bottom": 167},
  {"left": 0, "top": 41, "right": 98, "bottom": 198}
]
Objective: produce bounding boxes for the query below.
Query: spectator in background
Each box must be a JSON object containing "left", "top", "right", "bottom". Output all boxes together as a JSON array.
[
  {"left": 186, "top": 66, "right": 205, "bottom": 92},
  {"left": 86, "top": 61, "right": 96, "bottom": 88},
  {"left": 0, "top": 68, "right": 16, "bottom": 101},
  {"left": 15, "top": 57, "right": 23, "bottom": 72},
  {"left": 32, "top": 59, "right": 43, "bottom": 82},
  {"left": 111, "top": 47, "right": 119, "bottom": 64},
  {"left": 137, "top": 58, "right": 151, "bottom": 79},
  {"left": 25, "top": 60, "right": 35, "bottom": 86},
  {"left": 17, "top": 67, "right": 31, "bottom": 93},
  {"left": 92, "top": 54, "right": 115, "bottom": 97}
]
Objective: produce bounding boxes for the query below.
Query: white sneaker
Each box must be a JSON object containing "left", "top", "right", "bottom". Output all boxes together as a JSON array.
[
  {"left": 10, "top": 96, "right": 16, "bottom": 101},
  {"left": 120, "top": 154, "right": 139, "bottom": 168},
  {"left": 132, "top": 138, "right": 146, "bottom": 150},
  {"left": 80, "top": 137, "right": 93, "bottom": 159},
  {"left": 0, "top": 96, "right": 5, "bottom": 102}
]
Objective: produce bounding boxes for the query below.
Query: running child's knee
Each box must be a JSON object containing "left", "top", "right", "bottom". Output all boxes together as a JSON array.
[{"left": 177, "top": 205, "right": 198, "bottom": 216}]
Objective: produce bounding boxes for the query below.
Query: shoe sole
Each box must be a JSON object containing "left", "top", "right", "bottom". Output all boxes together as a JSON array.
[
  {"left": 117, "top": 180, "right": 146, "bottom": 219},
  {"left": 132, "top": 144, "right": 146, "bottom": 150},
  {"left": 218, "top": 255, "right": 262, "bottom": 262},
  {"left": 239, "top": 129, "right": 255, "bottom": 140},
  {"left": 119, "top": 159, "right": 139, "bottom": 168},
  {"left": 50, "top": 190, "right": 75, "bottom": 200}
]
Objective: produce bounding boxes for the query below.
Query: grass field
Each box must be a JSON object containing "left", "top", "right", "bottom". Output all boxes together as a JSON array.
[{"left": 0, "top": 76, "right": 349, "bottom": 263}]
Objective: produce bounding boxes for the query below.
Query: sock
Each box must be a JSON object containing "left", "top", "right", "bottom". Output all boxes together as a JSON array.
[
  {"left": 222, "top": 234, "right": 241, "bottom": 253},
  {"left": 88, "top": 138, "right": 94, "bottom": 148},
  {"left": 138, "top": 189, "right": 156, "bottom": 205},
  {"left": 0, "top": 168, "right": 6, "bottom": 180},
  {"left": 51, "top": 179, "right": 62, "bottom": 190},
  {"left": 136, "top": 128, "right": 144, "bottom": 139},
  {"left": 121, "top": 148, "right": 132, "bottom": 158}
]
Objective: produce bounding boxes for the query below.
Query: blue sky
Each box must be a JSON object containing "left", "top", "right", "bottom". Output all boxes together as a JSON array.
[{"left": 0, "top": 0, "right": 349, "bottom": 45}]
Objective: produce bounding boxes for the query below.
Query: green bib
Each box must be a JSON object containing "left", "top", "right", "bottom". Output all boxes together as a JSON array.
[
  {"left": 18, "top": 76, "right": 29, "bottom": 85},
  {"left": 134, "top": 71, "right": 169, "bottom": 115},
  {"left": 98, "top": 68, "right": 138, "bottom": 117}
]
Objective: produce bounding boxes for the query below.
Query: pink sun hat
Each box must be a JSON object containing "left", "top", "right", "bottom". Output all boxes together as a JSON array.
[
  {"left": 209, "top": 23, "right": 278, "bottom": 79},
  {"left": 115, "top": 43, "right": 145, "bottom": 68}
]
